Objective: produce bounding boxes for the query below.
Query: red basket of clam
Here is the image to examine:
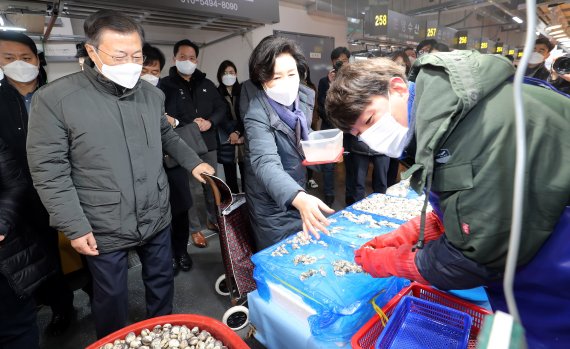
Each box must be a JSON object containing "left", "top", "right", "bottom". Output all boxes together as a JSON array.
[{"left": 86, "top": 314, "right": 250, "bottom": 349}]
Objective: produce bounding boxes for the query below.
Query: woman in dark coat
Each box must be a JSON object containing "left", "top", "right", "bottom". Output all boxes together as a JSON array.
[
  {"left": 216, "top": 60, "right": 245, "bottom": 193},
  {"left": 242, "top": 35, "right": 334, "bottom": 251}
]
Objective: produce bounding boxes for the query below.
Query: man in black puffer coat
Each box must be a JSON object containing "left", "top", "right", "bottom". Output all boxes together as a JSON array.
[
  {"left": 159, "top": 39, "right": 226, "bottom": 251},
  {"left": 0, "top": 139, "right": 53, "bottom": 349}
]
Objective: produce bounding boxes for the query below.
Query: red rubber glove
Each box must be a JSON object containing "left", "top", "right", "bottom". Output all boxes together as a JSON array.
[
  {"left": 361, "top": 211, "right": 444, "bottom": 249},
  {"left": 354, "top": 244, "right": 429, "bottom": 284}
]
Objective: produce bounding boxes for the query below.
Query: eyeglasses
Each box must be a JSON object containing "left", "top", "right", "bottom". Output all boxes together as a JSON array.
[{"left": 95, "top": 46, "right": 145, "bottom": 65}]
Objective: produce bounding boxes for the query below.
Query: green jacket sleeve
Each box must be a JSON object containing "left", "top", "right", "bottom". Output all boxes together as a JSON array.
[{"left": 26, "top": 92, "right": 92, "bottom": 240}]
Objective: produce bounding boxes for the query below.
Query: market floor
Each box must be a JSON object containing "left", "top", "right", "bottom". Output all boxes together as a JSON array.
[{"left": 37, "top": 161, "right": 372, "bottom": 348}]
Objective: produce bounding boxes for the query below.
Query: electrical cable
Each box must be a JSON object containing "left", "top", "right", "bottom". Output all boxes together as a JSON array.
[{"left": 503, "top": 0, "right": 536, "bottom": 325}]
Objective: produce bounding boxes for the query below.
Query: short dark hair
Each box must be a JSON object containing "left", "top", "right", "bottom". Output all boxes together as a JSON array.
[
  {"left": 216, "top": 60, "right": 238, "bottom": 86},
  {"left": 431, "top": 43, "right": 450, "bottom": 52},
  {"left": 248, "top": 35, "right": 307, "bottom": 86},
  {"left": 505, "top": 54, "right": 515, "bottom": 62},
  {"left": 173, "top": 39, "right": 200, "bottom": 58},
  {"left": 416, "top": 39, "right": 437, "bottom": 54},
  {"left": 84, "top": 10, "right": 144, "bottom": 47},
  {"left": 390, "top": 50, "right": 411, "bottom": 75},
  {"left": 331, "top": 46, "right": 351, "bottom": 61},
  {"left": 0, "top": 31, "right": 38, "bottom": 56},
  {"left": 143, "top": 43, "right": 165, "bottom": 70},
  {"left": 326, "top": 58, "right": 407, "bottom": 132},
  {"left": 535, "top": 37, "right": 554, "bottom": 52}
]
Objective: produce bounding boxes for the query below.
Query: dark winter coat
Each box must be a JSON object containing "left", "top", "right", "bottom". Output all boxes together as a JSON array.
[
  {"left": 160, "top": 67, "right": 226, "bottom": 151},
  {"left": 26, "top": 61, "right": 203, "bottom": 253},
  {"left": 217, "top": 82, "right": 244, "bottom": 164},
  {"left": 0, "top": 75, "right": 54, "bottom": 248},
  {"left": 242, "top": 80, "right": 315, "bottom": 250},
  {"left": 0, "top": 139, "right": 52, "bottom": 298}
]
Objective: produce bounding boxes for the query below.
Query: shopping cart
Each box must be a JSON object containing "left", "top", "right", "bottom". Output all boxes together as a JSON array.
[{"left": 202, "top": 174, "right": 257, "bottom": 331}]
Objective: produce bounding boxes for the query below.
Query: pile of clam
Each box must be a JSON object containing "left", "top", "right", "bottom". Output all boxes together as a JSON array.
[{"left": 99, "top": 324, "right": 227, "bottom": 349}]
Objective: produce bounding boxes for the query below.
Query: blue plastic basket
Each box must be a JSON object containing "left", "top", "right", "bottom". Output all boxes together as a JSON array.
[{"left": 375, "top": 296, "right": 472, "bottom": 349}]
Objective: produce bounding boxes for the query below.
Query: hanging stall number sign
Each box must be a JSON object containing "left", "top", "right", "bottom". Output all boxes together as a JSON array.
[
  {"left": 364, "top": 5, "right": 389, "bottom": 37},
  {"left": 495, "top": 44, "right": 504, "bottom": 54},
  {"left": 508, "top": 49, "right": 515, "bottom": 55},
  {"left": 387, "top": 10, "right": 425, "bottom": 42},
  {"left": 480, "top": 40, "right": 489, "bottom": 53},
  {"left": 426, "top": 20, "right": 457, "bottom": 46},
  {"left": 131, "top": 0, "right": 279, "bottom": 23},
  {"left": 454, "top": 31, "right": 468, "bottom": 49},
  {"left": 517, "top": 50, "right": 523, "bottom": 58}
]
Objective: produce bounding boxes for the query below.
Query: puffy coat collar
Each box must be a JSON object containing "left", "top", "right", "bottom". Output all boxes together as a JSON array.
[
  {"left": 405, "top": 50, "right": 515, "bottom": 194},
  {"left": 166, "top": 66, "right": 207, "bottom": 85},
  {"left": 82, "top": 58, "right": 140, "bottom": 98}
]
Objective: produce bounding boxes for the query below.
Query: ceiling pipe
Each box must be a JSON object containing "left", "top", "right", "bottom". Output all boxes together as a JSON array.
[{"left": 43, "top": 0, "right": 61, "bottom": 42}]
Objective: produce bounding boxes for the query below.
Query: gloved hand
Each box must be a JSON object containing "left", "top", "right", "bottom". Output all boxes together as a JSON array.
[
  {"left": 361, "top": 211, "right": 444, "bottom": 249},
  {"left": 354, "top": 244, "right": 429, "bottom": 284}
]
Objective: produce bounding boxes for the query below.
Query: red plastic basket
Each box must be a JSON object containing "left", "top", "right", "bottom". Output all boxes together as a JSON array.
[
  {"left": 86, "top": 314, "right": 250, "bottom": 349},
  {"left": 351, "top": 283, "right": 492, "bottom": 349}
]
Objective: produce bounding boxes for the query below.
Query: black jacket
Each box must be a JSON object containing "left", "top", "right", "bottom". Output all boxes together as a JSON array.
[
  {"left": 0, "top": 139, "right": 52, "bottom": 298},
  {"left": 0, "top": 77, "right": 52, "bottom": 234},
  {"left": 550, "top": 77, "right": 570, "bottom": 95},
  {"left": 160, "top": 67, "right": 226, "bottom": 151},
  {"left": 525, "top": 63, "right": 550, "bottom": 81}
]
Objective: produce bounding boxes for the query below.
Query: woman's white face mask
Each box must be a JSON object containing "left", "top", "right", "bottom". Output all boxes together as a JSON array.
[
  {"left": 263, "top": 54, "right": 300, "bottom": 106},
  {"left": 358, "top": 92, "right": 410, "bottom": 158}
]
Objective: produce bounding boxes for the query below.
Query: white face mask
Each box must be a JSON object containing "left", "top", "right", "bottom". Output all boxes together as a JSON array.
[
  {"left": 528, "top": 52, "right": 545, "bottom": 65},
  {"left": 140, "top": 74, "right": 159, "bottom": 86},
  {"left": 264, "top": 75, "right": 300, "bottom": 106},
  {"left": 359, "top": 93, "right": 410, "bottom": 158},
  {"left": 0, "top": 68, "right": 4, "bottom": 81},
  {"left": 93, "top": 51, "right": 142, "bottom": 89},
  {"left": 222, "top": 74, "right": 236, "bottom": 87},
  {"left": 2, "top": 60, "right": 39, "bottom": 83},
  {"left": 176, "top": 60, "right": 197, "bottom": 75}
]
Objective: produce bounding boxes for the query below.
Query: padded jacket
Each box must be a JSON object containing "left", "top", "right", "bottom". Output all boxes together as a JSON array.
[
  {"left": 26, "top": 61, "right": 203, "bottom": 253},
  {"left": 242, "top": 81, "right": 315, "bottom": 250}
]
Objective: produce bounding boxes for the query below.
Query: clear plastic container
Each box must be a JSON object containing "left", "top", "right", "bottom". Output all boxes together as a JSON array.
[{"left": 301, "top": 129, "right": 343, "bottom": 163}]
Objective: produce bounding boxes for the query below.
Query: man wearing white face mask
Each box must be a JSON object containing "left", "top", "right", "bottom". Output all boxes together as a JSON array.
[
  {"left": 26, "top": 10, "right": 214, "bottom": 338},
  {"left": 0, "top": 30, "right": 76, "bottom": 337},
  {"left": 327, "top": 54, "right": 570, "bottom": 349},
  {"left": 524, "top": 37, "right": 553, "bottom": 81},
  {"left": 160, "top": 39, "right": 226, "bottom": 251}
]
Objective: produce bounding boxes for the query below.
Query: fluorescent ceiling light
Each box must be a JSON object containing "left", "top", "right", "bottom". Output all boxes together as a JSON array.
[
  {"left": 0, "top": 26, "right": 26, "bottom": 32},
  {"left": 512, "top": 16, "right": 523, "bottom": 24},
  {"left": 553, "top": 34, "right": 568, "bottom": 38},
  {"left": 546, "top": 25, "right": 562, "bottom": 31},
  {"left": 549, "top": 30, "right": 565, "bottom": 35},
  {"left": 0, "top": 14, "right": 26, "bottom": 32}
]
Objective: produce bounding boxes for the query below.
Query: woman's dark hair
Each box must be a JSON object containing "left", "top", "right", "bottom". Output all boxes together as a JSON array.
[
  {"left": 84, "top": 10, "right": 145, "bottom": 47},
  {"left": 216, "top": 60, "right": 238, "bottom": 86},
  {"left": 300, "top": 62, "right": 316, "bottom": 90},
  {"left": 248, "top": 35, "right": 307, "bottom": 86},
  {"left": 389, "top": 50, "right": 411, "bottom": 75},
  {"left": 173, "top": 39, "right": 199, "bottom": 57},
  {"left": 416, "top": 39, "right": 437, "bottom": 54},
  {"left": 143, "top": 43, "right": 165, "bottom": 70}
]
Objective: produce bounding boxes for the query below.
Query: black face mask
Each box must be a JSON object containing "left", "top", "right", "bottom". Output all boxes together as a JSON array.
[{"left": 553, "top": 56, "right": 570, "bottom": 75}]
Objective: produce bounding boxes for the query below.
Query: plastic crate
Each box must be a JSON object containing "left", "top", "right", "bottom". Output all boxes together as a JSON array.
[
  {"left": 351, "top": 283, "right": 492, "bottom": 349},
  {"left": 86, "top": 314, "right": 250, "bottom": 349},
  {"left": 375, "top": 296, "right": 472, "bottom": 349}
]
